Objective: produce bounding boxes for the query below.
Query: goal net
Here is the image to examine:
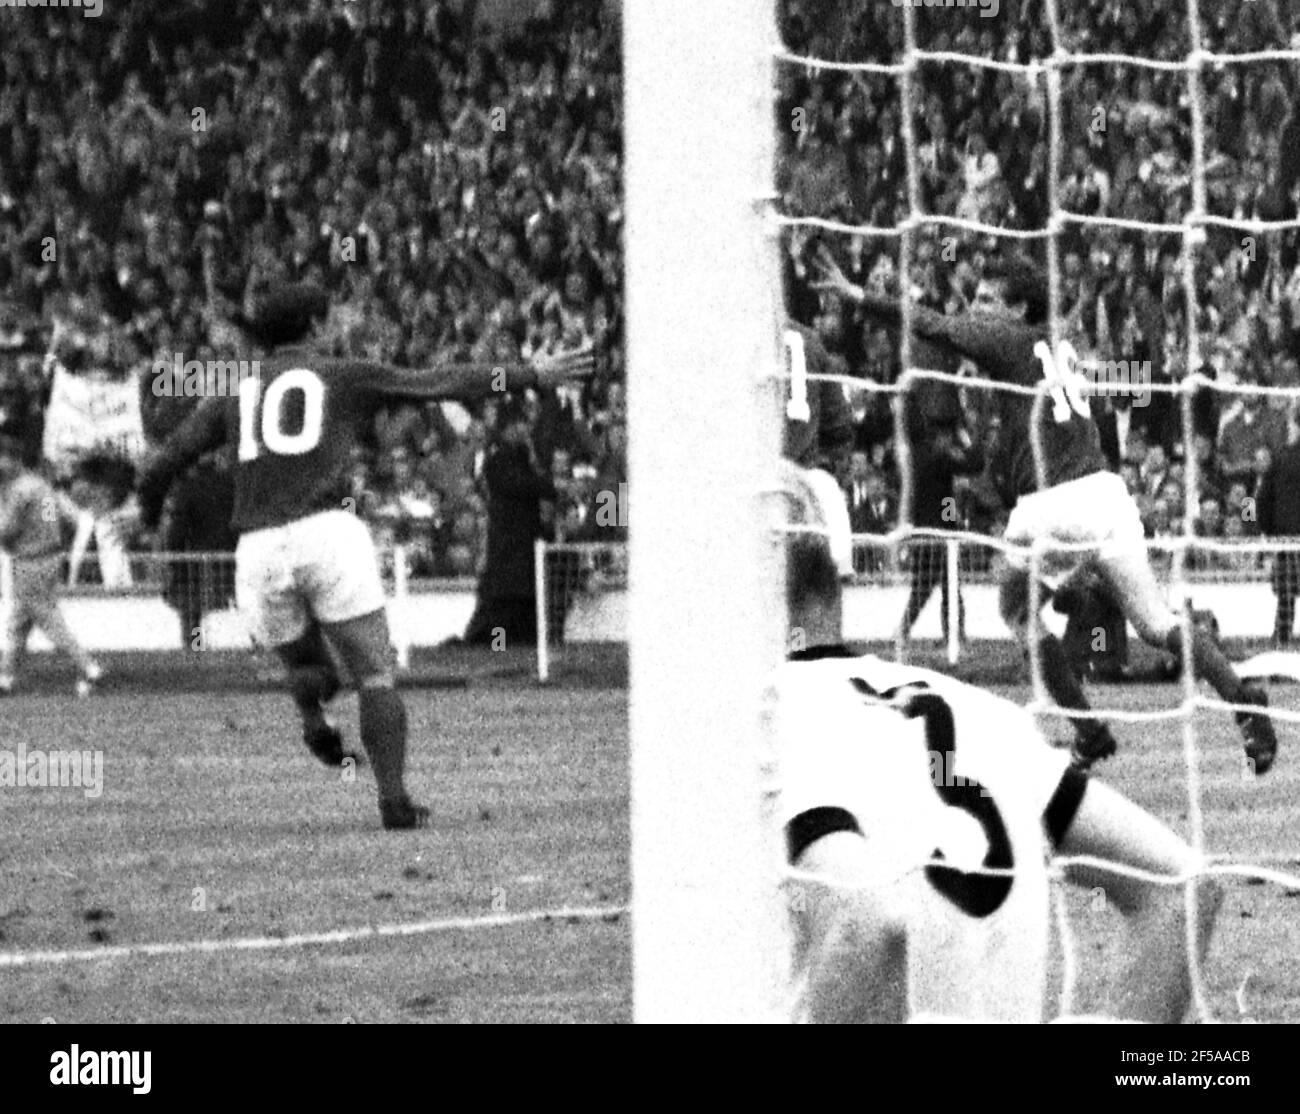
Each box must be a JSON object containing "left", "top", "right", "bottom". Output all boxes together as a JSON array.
[
  {"left": 534, "top": 540, "right": 627, "bottom": 682},
  {"left": 773, "top": 0, "right": 1300, "bottom": 1023}
]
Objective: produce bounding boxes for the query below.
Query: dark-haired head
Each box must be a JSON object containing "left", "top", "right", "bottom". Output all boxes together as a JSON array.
[
  {"left": 234, "top": 284, "right": 331, "bottom": 348},
  {"left": 975, "top": 254, "right": 1048, "bottom": 325}
]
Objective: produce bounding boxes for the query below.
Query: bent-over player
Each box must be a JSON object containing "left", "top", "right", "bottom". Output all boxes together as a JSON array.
[{"left": 139, "top": 284, "right": 593, "bottom": 830}]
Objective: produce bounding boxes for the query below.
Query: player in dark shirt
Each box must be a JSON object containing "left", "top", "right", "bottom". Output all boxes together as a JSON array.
[
  {"left": 813, "top": 250, "right": 1277, "bottom": 775},
  {"left": 139, "top": 284, "right": 594, "bottom": 828}
]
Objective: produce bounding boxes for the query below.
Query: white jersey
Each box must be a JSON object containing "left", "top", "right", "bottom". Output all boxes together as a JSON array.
[{"left": 772, "top": 648, "right": 1080, "bottom": 1022}]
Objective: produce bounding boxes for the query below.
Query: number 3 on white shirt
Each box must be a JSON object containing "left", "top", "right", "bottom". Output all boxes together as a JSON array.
[
  {"left": 1031, "top": 339, "right": 1090, "bottom": 424},
  {"left": 238, "top": 368, "right": 325, "bottom": 460}
]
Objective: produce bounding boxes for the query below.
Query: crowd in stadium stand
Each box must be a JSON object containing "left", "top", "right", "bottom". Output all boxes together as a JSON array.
[
  {"left": 0, "top": 0, "right": 625, "bottom": 581},
  {"left": 4, "top": 0, "right": 1300, "bottom": 588},
  {"left": 780, "top": 0, "right": 1300, "bottom": 575}
]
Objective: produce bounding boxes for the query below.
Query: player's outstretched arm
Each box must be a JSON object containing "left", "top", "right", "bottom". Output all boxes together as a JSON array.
[
  {"left": 137, "top": 398, "right": 227, "bottom": 529},
  {"left": 811, "top": 247, "right": 1012, "bottom": 371},
  {"left": 1056, "top": 777, "right": 1222, "bottom": 1024},
  {"left": 365, "top": 341, "right": 596, "bottom": 402}
]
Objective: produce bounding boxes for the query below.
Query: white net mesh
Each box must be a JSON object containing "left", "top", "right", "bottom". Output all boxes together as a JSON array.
[
  {"left": 535, "top": 540, "right": 628, "bottom": 682},
  {"left": 772, "top": 0, "right": 1300, "bottom": 1022}
]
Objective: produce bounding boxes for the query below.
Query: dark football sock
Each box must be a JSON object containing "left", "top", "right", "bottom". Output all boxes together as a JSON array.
[
  {"left": 1035, "top": 633, "right": 1105, "bottom": 739},
  {"left": 287, "top": 664, "right": 338, "bottom": 732},
  {"left": 359, "top": 686, "right": 409, "bottom": 801},
  {"left": 1166, "top": 623, "right": 1244, "bottom": 704}
]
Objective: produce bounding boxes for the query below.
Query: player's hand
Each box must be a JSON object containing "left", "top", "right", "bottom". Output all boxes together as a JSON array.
[
  {"left": 532, "top": 340, "right": 596, "bottom": 387},
  {"left": 810, "top": 245, "right": 864, "bottom": 304}
]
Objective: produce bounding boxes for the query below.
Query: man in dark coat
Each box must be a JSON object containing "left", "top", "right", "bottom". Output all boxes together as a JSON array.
[
  {"left": 161, "top": 451, "right": 238, "bottom": 650},
  {"left": 1257, "top": 407, "right": 1300, "bottom": 644},
  {"left": 898, "top": 400, "right": 983, "bottom": 644},
  {"left": 462, "top": 398, "right": 556, "bottom": 647}
]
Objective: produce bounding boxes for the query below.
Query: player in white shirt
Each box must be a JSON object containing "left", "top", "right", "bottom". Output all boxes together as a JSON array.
[{"left": 773, "top": 462, "right": 1222, "bottom": 1022}]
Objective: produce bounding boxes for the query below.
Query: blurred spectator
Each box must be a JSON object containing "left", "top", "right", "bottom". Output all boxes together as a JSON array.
[
  {"left": 956, "top": 131, "right": 1001, "bottom": 224},
  {"left": 1220, "top": 512, "right": 1257, "bottom": 574},
  {"left": 1138, "top": 443, "right": 1172, "bottom": 499},
  {"left": 843, "top": 450, "right": 895, "bottom": 574},
  {"left": 1218, "top": 392, "right": 1287, "bottom": 487},
  {"left": 157, "top": 452, "right": 237, "bottom": 650},
  {"left": 1195, "top": 496, "right": 1225, "bottom": 540},
  {"left": 898, "top": 407, "right": 982, "bottom": 645},
  {"left": 461, "top": 398, "right": 554, "bottom": 647},
  {"left": 1256, "top": 406, "right": 1300, "bottom": 643},
  {"left": 1225, "top": 480, "right": 1255, "bottom": 531},
  {"left": 67, "top": 449, "right": 142, "bottom": 590},
  {"left": 1189, "top": 431, "right": 1223, "bottom": 504}
]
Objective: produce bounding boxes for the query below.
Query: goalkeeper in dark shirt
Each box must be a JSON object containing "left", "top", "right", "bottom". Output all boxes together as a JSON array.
[{"left": 814, "top": 250, "right": 1278, "bottom": 776}]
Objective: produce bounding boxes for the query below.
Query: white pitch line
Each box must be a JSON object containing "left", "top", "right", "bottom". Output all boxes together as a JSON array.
[{"left": 0, "top": 903, "right": 629, "bottom": 970}]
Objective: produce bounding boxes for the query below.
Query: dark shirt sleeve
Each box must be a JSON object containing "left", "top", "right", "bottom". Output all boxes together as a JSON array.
[
  {"left": 361, "top": 361, "right": 539, "bottom": 403},
  {"left": 138, "top": 397, "right": 228, "bottom": 527},
  {"left": 860, "top": 291, "right": 1027, "bottom": 381}
]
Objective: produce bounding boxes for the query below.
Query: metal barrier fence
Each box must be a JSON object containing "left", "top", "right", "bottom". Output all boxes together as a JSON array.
[
  {"left": 0, "top": 548, "right": 476, "bottom": 667},
  {"left": 2, "top": 535, "right": 1291, "bottom": 674},
  {"left": 534, "top": 535, "right": 1300, "bottom": 678}
]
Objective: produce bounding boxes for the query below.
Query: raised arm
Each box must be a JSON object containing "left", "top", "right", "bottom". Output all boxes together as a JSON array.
[
  {"left": 137, "top": 397, "right": 227, "bottom": 527},
  {"left": 812, "top": 248, "right": 1014, "bottom": 370}
]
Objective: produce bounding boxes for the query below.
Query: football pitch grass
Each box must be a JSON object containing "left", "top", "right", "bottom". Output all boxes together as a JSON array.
[{"left": 0, "top": 642, "right": 1296, "bottom": 1023}]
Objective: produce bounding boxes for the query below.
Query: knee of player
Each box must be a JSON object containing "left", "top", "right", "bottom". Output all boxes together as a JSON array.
[
  {"left": 999, "top": 597, "right": 1032, "bottom": 639},
  {"left": 1135, "top": 614, "right": 1179, "bottom": 650}
]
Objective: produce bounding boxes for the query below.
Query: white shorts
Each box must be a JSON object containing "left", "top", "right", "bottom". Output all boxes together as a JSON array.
[
  {"left": 1003, "top": 471, "right": 1145, "bottom": 587},
  {"left": 236, "top": 511, "right": 386, "bottom": 646}
]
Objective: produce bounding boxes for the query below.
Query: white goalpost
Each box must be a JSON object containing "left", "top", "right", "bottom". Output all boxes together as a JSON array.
[{"left": 623, "top": 0, "right": 789, "bottom": 1022}]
